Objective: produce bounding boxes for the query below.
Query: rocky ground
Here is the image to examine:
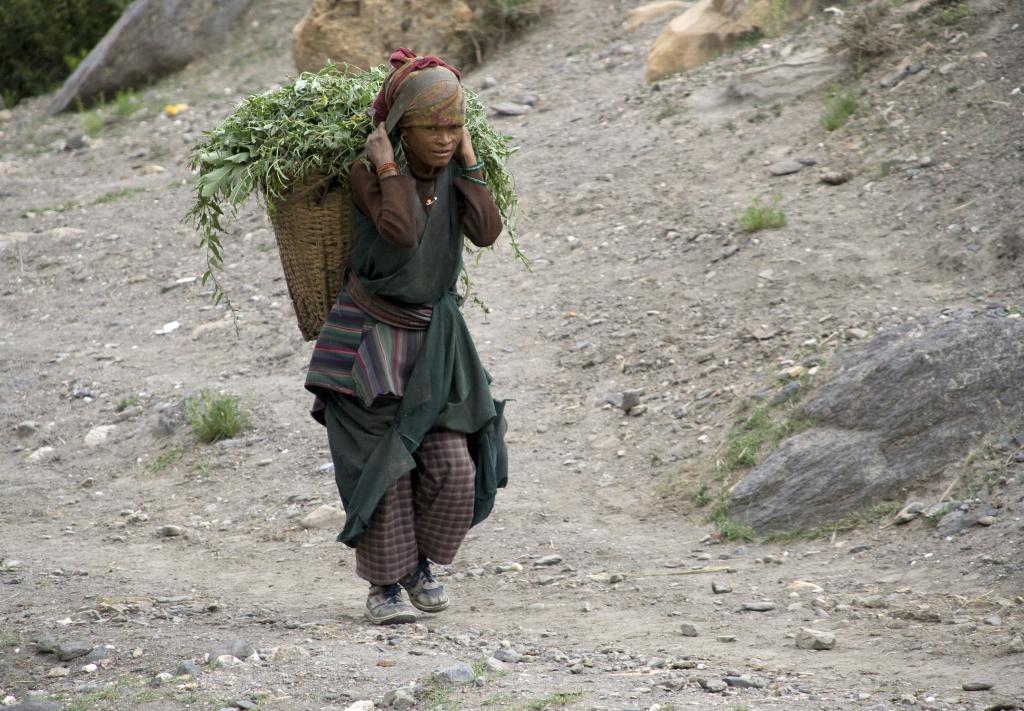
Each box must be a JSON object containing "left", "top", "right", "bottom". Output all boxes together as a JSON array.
[{"left": 1, "top": 0, "right": 1023, "bottom": 710}]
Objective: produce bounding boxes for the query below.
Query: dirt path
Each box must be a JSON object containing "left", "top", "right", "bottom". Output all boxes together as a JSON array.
[{"left": 1, "top": 0, "right": 1023, "bottom": 709}]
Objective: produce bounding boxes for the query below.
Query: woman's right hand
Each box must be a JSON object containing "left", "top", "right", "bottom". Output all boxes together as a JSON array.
[{"left": 366, "top": 124, "right": 395, "bottom": 168}]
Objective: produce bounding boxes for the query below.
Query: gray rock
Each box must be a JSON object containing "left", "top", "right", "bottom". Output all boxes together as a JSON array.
[
  {"left": 82, "top": 645, "right": 113, "bottom": 663},
  {"left": 208, "top": 640, "right": 254, "bottom": 661},
  {"left": 176, "top": 660, "right": 201, "bottom": 677},
  {"left": 432, "top": 662, "right": 476, "bottom": 684},
  {"left": 983, "top": 615, "right": 1002, "bottom": 626},
  {"left": 233, "top": 701, "right": 258, "bottom": 711},
  {"left": 796, "top": 628, "right": 836, "bottom": 650},
  {"left": 711, "top": 581, "right": 732, "bottom": 594},
  {"left": 741, "top": 601, "right": 775, "bottom": 612},
  {"left": 157, "top": 525, "right": 186, "bottom": 538},
  {"left": 49, "top": 0, "right": 253, "bottom": 113},
  {"left": 15, "top": 420, "right": 39, "bottom": 437},
  {"left": 961, "top": 681, "right": 993, "bottom": 691},
  {"left": 769, "top": 160, "right": 804, "bottom": 176},
  {"left": 384, "top": 688, "right": 416, "bottom": 710},
  {"left": 493, "top": 648, "right": 522, "bottom": 664},
  {"left": 621, "top": 389, "right": 645, "bottom": 411},
  {"left": 723, "top": 675, "right": 767, "bottom": 688},
  {"left": 299, "top": 505, "right": 346, "bottom": 530},
  {"left": 1008, "top": 635, "right": 1024, "bottom": 654},
  {"left": 492, "top": 102, "right": 531, "bottom": 116},
  {"left": 894, "top": 501, "right": 925, "bottom": 524},
  {"left": 679, "top": 623, "right": 699, "bottom": 637},
  {"left": 57, "top": 641, "right": 93, "bottom": 661},
  {"left": 820, "top": 169, "right": 851, "bottom": 185},
  {"left": 534, "top": 554, "right": 563, "bottom": 567},
  {"left": 699, "top": 678, "right": 727, "bottom": 692},
  {"left": 151, "top": 671, "right": 175, "bottom": 685},
  {"left": 729, "top": 314, "right": 1024, "bottom": 532},
  {"left": 481, "top": 76, "right": 498, "bottom": 90}
]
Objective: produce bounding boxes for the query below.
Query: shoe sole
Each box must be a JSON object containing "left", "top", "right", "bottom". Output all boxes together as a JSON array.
[
  {"left": 408, "top": 598, "right": 449, "bottom": 613},
  {"left": 364, "top": 610, "right": 417, "bottom": 625}
]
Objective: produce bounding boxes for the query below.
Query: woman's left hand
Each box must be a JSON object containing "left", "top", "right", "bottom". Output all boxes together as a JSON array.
[{"left": 458, "top": 127, "right": 478, "bottom": 167}]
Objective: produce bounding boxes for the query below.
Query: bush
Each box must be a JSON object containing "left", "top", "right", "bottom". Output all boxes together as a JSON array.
[
  {"left": 822, "top": 86, "right": 858, "bottom": 131},
  {"left": 182, "top": 389, "right": 250, "bottom": 443},
  {"left": 0, "top": 0, "right": 132, "bottom": 108},
  {"left": 736, "top": 195, "right": 786, "bottom": 233}
]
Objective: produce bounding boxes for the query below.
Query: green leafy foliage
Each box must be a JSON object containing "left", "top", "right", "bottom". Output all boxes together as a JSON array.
[
  {"left": 736, "top": 194, "right": 786, "bottom": 232},
  {"left": 0, "top": 0, "right": 132, "bottom": 107},
  {"left": 182, "top": 390, "right": 250, "bottom": 443},
  {"left": 186, "top": 64, "right": 524, "bottom": 307},
  {"left": 822, "top": 87, "right": 859, "bottom": 131}
]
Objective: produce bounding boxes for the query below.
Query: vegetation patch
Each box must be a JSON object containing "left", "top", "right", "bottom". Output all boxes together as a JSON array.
[
  {"left": 763, "top": 501, "right": 901, "bottom": 542},
  {"left": 149, "top": 447, "right": 185, "bottom": 473},
  {"left": 182, "top": 389, "right": 250, "bottom": 443},
  {"left": 834, "top": 3, "right": 899, "bottom": 66},
  {"left": 457, "top": 0, "right": 552, "bottom": 66},
  {"left": 736, "top": 194, "right": 786, "bottom": 233},
  {"left": 822, "top": 86, "right": 859, "bottom": 131},
  {"left": 524, "top": 690, "right": 585, "bottom": 710}
]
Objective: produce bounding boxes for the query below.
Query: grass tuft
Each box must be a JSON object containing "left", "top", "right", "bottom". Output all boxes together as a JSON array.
[
  {"left": 182, "top": 389, "right": 250, "bottom": 443},
  {"left": 525, "top": 690, "right": 585, "bottom": 710},
  {"left": 822, "top": 86, "right": 858, "bottom": 131},
  {"left": 736, "top": 194, "right": 786, "bottom": 233}
]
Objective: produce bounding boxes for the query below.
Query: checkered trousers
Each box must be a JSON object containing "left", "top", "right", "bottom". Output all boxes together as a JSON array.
[{"left": 356, "top": 430, "right": 476, "bottom": 584}]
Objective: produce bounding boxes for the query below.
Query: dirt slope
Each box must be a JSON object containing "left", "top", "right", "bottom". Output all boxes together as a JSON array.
[{"left": 1, "top": 1, "right": 1022, "bottom": 710}]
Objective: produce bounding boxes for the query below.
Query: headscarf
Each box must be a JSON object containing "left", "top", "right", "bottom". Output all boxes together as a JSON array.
[{"left": 371, "top": 48, "right": 465, "bottom": 133}]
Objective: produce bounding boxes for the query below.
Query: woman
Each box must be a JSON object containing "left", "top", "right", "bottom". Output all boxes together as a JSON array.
[{"left": 304, "top": 48, "right": 508, "bottom": 625}]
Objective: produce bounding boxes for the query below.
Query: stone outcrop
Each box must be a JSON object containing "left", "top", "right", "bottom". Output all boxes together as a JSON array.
[
  {"left": 727, "top": 310, "right": 1024, "bottom": 533},
  {"left": 49, "top": 0, "right": 253, "bottom": 114},
  {"left": 644, "top": 0, "right": 820, "bottom": 83},
  {"left": 624, "top": 0, "right": 691, "bottom": 32},
  {"left": 292, "top": 0, "right": 475, "bottom": 74}
]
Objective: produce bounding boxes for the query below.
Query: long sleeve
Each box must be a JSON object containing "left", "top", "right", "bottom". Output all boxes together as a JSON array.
[
  {"left": 349, "top": 161, "right": 419, "bottom": 249},
  {"left": 454, "top": 172, "right": 502, "bottom": 248}
]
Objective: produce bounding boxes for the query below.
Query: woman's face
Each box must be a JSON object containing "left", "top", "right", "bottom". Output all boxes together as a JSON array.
[{"left": 404, "top": 124, "right": 463, "bottom": 168}]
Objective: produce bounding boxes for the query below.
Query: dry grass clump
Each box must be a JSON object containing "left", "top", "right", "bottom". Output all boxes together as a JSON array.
[
  {"left": 833, "top": 3, "right": 901, "bottom": 66},
  {"left": 457, "top": 0, "right": 552, "bottom": 66}
]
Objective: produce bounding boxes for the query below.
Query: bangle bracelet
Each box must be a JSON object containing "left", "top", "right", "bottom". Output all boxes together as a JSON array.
[
  {"left": 462, "top": 174, "right": 488, "bottom": 187},
  {"left": 378, "top": 169, "right": 399, "bottom": 179},
  {"left": 376, "top": 161, "right": 399, "bottom": 176},
  {"left": 460, "top": 161, "right": 484, "bottom": 173}
]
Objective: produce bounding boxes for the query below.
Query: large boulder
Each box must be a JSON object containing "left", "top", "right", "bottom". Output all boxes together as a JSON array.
[
  {"left": 624, "top": 1, "right": 691, "bottom": 32},
  {"left": 49, "top": 0, "right": 253, "bottom": 114},
  {"left": 292, "top": 0, "right": 475, "bottom": 74},
  {"left": 644, "top": 0, "right": 820, "bottom": 83},
  {"left": 728, "top": 310, "right": 1024, "bottom": 533}
]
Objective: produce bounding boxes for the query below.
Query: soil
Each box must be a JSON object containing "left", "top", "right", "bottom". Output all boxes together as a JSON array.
[{"left": 1, "top": 1, "right": 1023, "bottom": 710}]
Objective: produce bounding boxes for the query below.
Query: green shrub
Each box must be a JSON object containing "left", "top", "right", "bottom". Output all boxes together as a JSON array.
[
  {"left": 0, "top": 0, "right": 132, "bottom": 108},
  {"left": 737, "top": 195, "right": 786, "bottom": 232},
  {"left": 822, "top": 87, "right": 859, "bottom": 131},
  {"left": 182, "top": 389, "right": 250, "bottom": 443}
]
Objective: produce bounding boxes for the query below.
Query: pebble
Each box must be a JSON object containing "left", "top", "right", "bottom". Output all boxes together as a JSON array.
[
  {"left": 299, "top": 505, "right": 346, "bottom": 530},
  {"left": 621, "top": 389, "right": 644, "bottom": 411},
  {"left": 1008, "top": 635, "right": 1024, "bottom": 653},
  {"left": 983, "top": 615, "right": 1001, "bottom": 626},
  {"left": 151, "top": 672, "right": 174, "bottom": 685},
  {"left": 723, "top": 675, "right": 767, "bottom": 689},
  {"left": 894, "top": 501, "right": 924, "bottom": 524},
  {"left": 679, "top": 623, "right": 699, "bottom": 637},
  {"left": 484, "top": 657, "right": 506, "bottom": 673},
  {"left": 208, "top": 640, "right": 255, "bottom": 661},
  {"left": 699, "top": 679, "right": 727, "bottom": 693},
  {"left": 716, "top": 635, "right": 737, "bottom": 643},
  {"left": 384, "top": 688, "right": 416, "bottom": 710},
  {"left": 46, "top": 666, "right": 69, "bottom": 678},
  {"left": 84, "top": 425, "right": 117, "bottom": 448},
  {"left": 741, "top": 601, "right": 775, "bottom": 612},
  {"left": 265, "top": 644, "right": 310, "bottom": 662},
  {"left": 534, "top": 554, "right": 563, "bottom": 567},
  {"left": 15, "top": 420, "right": 38, "bottom": 437},
  {"left": 711, "top": 581, "right": 732, "bottom": 594},
  {"left": 769, "top": 159, "right": 804, "bottom": 176},
  {"left": 156, "top": 525, "right": 186, "bottom": 538},
  {"left": 820, "top": 169, "right": 851, "bottom": 185},
  {"left": 318, "top": 462, "right": 335, "bottom": 474},
  {"left": 342, "top": 702, "right": 375, "bottom": 711},
  {"left": 492, "top": 102, "right": 531, "bottom": 116},
  {"left": 493, "top": 648, "right": 522, "bottom": 664},
  {"left": 494, "top": 562, "right": 522, "bottom": 574},
  {"left": 57, "top": 641, "right": 93, "bottom": 661},
  {"left": 796, "top": 628, "right": 836, "bottom": 650},
  {"left": 976, "top": 515, "right": 996, "bottom": 526},
  {"left": 27, "top": 446, "right": 56, "bottom": 463},
  {"left": 961, "top": 681, "right": 993, "bottom": 691},
  {"left": 432, "top": 662, "right": 476, "bottom": 684},
  {"left": 80, "top": 663, "right": 98, "bottom": 674},
  {"left": 176, "top": 660, "right": 201, "bottom": 677}
]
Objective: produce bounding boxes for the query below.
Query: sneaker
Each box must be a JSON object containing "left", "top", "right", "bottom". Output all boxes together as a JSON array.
[
  {"left": 399, "top": 558, "right": 450, "bottom": 612},
  {"left": 365, "top": 583, "right": 417, "bottom": 625}
]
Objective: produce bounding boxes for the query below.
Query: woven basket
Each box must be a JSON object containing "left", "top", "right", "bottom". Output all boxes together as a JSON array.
[{"left": 268, "top": 174, "right": 351, "bottom": 341}]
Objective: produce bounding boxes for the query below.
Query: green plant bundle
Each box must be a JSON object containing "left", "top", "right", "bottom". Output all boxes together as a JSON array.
[{"left": 186, "top": 64, "right": 524, "bottom": 306}]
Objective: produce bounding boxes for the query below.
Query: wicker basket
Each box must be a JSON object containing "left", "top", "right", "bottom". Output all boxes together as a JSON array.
[{"left": 267, "top": 174, "right": 351, "bottom": 341}]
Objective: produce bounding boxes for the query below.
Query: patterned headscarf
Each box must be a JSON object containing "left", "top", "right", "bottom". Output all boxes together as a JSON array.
[{"left": 371, "top": 48, "right": 465, "bottom": 132}]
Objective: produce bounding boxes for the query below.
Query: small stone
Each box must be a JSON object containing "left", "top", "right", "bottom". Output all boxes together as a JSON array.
[
  {"left": 209, "top": 640, "right": 254, "bottom": 661},
  {"left": 787, "top": 581, "right": 824, "bottom": 594},
  {"left": 318, "top": 462, "right": 335, "bottom": 475},
  {"left": 57, "top": 641, "right": 93, "bottom": 661},
  {"left": 716, "top": 635, "right": 737, "bottom": 643},
  {"left": 492, "top": 102, "right": 531, "bottom": 116},
  {"left": 299, "top": 505, "right": 346, "bottom": 530},
  {"left": 679, "top": 623, "right": 699, "bottom": 637},
  {"left": 1007, "top": 635, "right": 1024, "bottom": 654},
  {"left": 976, "top": 515, "right": 996, "bottom": 526},
  {"left": 983, "top": 615, "right": 1002, "bottom": 626},
  {"left": 620, "top": 389, "right": 644, "bottom": 411},
  {"left": 494, "top": 562, "right": 522, "bottom": 574},
  {"left": 796, "top": 628, "right": 836, "bottom": 650},
  {"left": 432, "top": 662, "right": 475, "bottom": 684},
  {"left": 961, "top": 681, "right": 993, "bottom": 691},
  {"left": 723, "top": 675, "right": 767, "bottom": 689},
  {"left": 493, "top": 648, "right": 522, "bottom": 664},
  {"left": 846, "top": 327, "right": 870, "bottom": 340},
  {"left": 385, "top": 688, "right": 416, "bottom": 710},
  {"left": 80, "top": 663, "right": 98, "bottom": 674},
  {"left": 210, "top": 654, "right": 242, "bottom": 668},
  {"left": 265, "top": 645, "right": 309, "bottom": 663},
  {"left": 233, "top": 701, "right": 258, "bottom": 711},
  {"left": 894, "top": 502, "right": 925, "bottom": 524},
  {"left": 481, "top": 76, "right": 498, "bottom": 90},
  {"left": 342, "top": 702, "right": 375, "bottom": 711},
  {"left": 741, "top": 601, "right": 775, "bottom": 612},
  {"left": 484, "top": 657, "right": 506, "bottom": 673},
  {"left": 156, "top": 525, "right": 186, "bottom": 538},
  {"left": 534, "top": 554, "right": 563, "bottom": 567},
  {"left": 711, "top": 581, "right": 732, "bottom": 594},
  {"left": 152, "top": 672, "right": 174, "bottom": 685},
  {"left": 176, "top": 660, "right": 201, "bottom": 677},
  {"left": 84, "top": 425, "right": 118, "bottom": 448},
  {"left": 15, "top": 420, "right": 39, "bottom": 437},
  {"left": 700, "top": 679, "right": 727, "bottom": 693},
  {"left": 27, "top": 446, "right": 56, "bottom": 463},
  {"left": 820, "top": 170, "right": 851, "bottom": 185},
  {"left": 46, "top": 666, "right": 70, "bottom": 678},
  {"left": 769, "top": 160, "right": 804, "bottom": 176},
  {"left": 153, "top": 321, "right": 181, "bottom": 336}
]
